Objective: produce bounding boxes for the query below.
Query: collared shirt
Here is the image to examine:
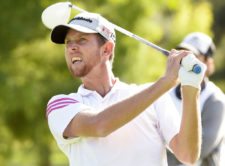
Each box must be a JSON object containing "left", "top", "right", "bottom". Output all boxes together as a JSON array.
[{"left": 47, "top": 79, "right": 180, "bottom": 166}]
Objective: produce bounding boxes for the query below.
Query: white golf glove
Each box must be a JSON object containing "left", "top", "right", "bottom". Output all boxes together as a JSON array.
[{"left": 179, "top": 54, "right": 207, "bottom": 89}]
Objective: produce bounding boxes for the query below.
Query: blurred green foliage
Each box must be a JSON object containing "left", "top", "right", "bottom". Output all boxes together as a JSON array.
[{"left": 0, "top": 0, "right": 224, "bottom": 165}]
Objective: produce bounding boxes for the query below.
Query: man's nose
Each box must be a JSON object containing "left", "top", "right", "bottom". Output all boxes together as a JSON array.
[{"left": 67, "top": 41, "right": 78, "bottom": 50}]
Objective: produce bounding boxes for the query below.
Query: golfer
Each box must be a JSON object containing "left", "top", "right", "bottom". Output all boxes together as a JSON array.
[{"left": 46, "top": 12, "right": 206, "bottom": 166}]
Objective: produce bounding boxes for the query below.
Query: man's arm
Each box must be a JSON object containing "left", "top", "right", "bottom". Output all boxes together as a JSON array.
[
  {"left": 168, "top": 54, "right": 206, "bottom": 165},
  {"left": 64, "top": 50, "right": 185, "bottom": 138},
  {"left": 64, "top": 76, "right": 176, "bottom": 137},
  {"left": 169, "top": 86, "right": 201, "bottom": 164}
]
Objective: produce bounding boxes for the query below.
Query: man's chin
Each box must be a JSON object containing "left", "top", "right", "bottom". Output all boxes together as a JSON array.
[{"left": 71, "top": 70, "right": 86, "bottom": 78}]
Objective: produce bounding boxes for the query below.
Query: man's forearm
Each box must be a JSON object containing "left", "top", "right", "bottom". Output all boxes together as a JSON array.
[
  {"left": 181, "top": 86, "right": 201, "bottom": 158},
  {"left": 96, "top": 77, "right": 174, "bottom": 136},
  {"left": 170, "top": 86, "right": 201, "bottom": 164}
]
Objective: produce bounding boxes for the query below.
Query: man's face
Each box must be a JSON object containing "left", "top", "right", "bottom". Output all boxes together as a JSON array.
[{"left": 64, "top": 29, "right": 102, "bottom": 78}]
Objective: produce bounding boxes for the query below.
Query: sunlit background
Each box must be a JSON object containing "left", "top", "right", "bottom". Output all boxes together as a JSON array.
[{"left": 0, "top": 0, "right": 224, "bottom": 165}]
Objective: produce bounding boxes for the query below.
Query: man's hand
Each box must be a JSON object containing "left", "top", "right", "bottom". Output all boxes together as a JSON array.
[
  {"left": 164, "top": 49, "right": 188, "bottom": 88},
  {"left": 179, "top": 54, "right": 206, "bottom": 89}
]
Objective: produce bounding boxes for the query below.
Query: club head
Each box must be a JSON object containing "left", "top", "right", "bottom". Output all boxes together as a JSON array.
[{"left": 41, "top": 2, "right": 72, "bottom": 29}]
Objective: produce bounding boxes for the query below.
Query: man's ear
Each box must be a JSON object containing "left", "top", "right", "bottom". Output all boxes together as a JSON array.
[{"left": 101, "top": 41, "right": 114, "bottom": 60}]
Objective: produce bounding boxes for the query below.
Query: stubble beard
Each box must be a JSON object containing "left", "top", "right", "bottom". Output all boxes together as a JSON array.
[
  {"left": 68, "top": 49, "right": 101, "bottom": 78},
  {"left": 70, "top": 57, "right": 100, "bottom": 78},
  {"left": 70, "top": 63, "right": 92, "bottom": 78}
]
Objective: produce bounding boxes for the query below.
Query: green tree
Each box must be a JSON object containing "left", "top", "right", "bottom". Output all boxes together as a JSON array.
[{"left": 0, "top": 0, "right": 224, "bottom": 165}]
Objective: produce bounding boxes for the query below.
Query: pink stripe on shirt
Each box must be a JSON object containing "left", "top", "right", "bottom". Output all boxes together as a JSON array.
[{"left": 46, "top": 97, "right": 78, "bottom": 117}]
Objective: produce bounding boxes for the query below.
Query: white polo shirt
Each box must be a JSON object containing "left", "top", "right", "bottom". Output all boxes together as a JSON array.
[{"left": 47, "top": 79, "right": 180, "bottom": 166}]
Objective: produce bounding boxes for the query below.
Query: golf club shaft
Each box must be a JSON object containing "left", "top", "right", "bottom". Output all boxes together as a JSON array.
[{"left": 69, "top": 4, "right": 170, "bottom": 56}]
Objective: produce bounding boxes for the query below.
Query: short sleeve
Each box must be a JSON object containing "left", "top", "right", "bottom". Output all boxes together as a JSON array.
[{"left": 46, "top": 94, "right": 91, "bottom": 145}]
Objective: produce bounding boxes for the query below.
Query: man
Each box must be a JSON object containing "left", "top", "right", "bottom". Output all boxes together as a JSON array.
[
  {"left": 46, "top": 12, "right": 206, "bottom": 166},
  {"left": 167, "top": 32, "right": 225, "bottom": 166}
]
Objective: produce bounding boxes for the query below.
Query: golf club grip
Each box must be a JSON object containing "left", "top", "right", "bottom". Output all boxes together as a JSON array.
[
  {"left": 181, "top": 56, "right": 202, "bottom": 74},
  {"left": 192, "top": 64, "right": 202, "bottom": 74}
]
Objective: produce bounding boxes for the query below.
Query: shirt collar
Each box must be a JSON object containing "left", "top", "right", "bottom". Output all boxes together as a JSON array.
[{"left": 77, "top": 78, "right": 123, "bottom": 97}]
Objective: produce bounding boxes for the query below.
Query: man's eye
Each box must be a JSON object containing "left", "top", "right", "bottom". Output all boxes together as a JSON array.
[
  {"left": 65, "top": 40, "right": 72, "bottom": 45},
  {"left": 78, "top": 38, "right": 87, "bottom": 44}
]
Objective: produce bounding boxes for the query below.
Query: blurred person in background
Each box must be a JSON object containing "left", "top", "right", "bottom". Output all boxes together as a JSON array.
[{"left": 167, "top": 32, "right": 225, "bottom": 166}]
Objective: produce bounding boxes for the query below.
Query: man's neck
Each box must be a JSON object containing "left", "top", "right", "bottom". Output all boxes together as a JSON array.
[{"left": 81, "top": 69, "right": 116, "bottom": 97}]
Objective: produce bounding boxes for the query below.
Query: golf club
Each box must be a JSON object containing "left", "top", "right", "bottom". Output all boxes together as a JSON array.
[{"left": 41, "top": 1, "right": 202, "bottom": 74}]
